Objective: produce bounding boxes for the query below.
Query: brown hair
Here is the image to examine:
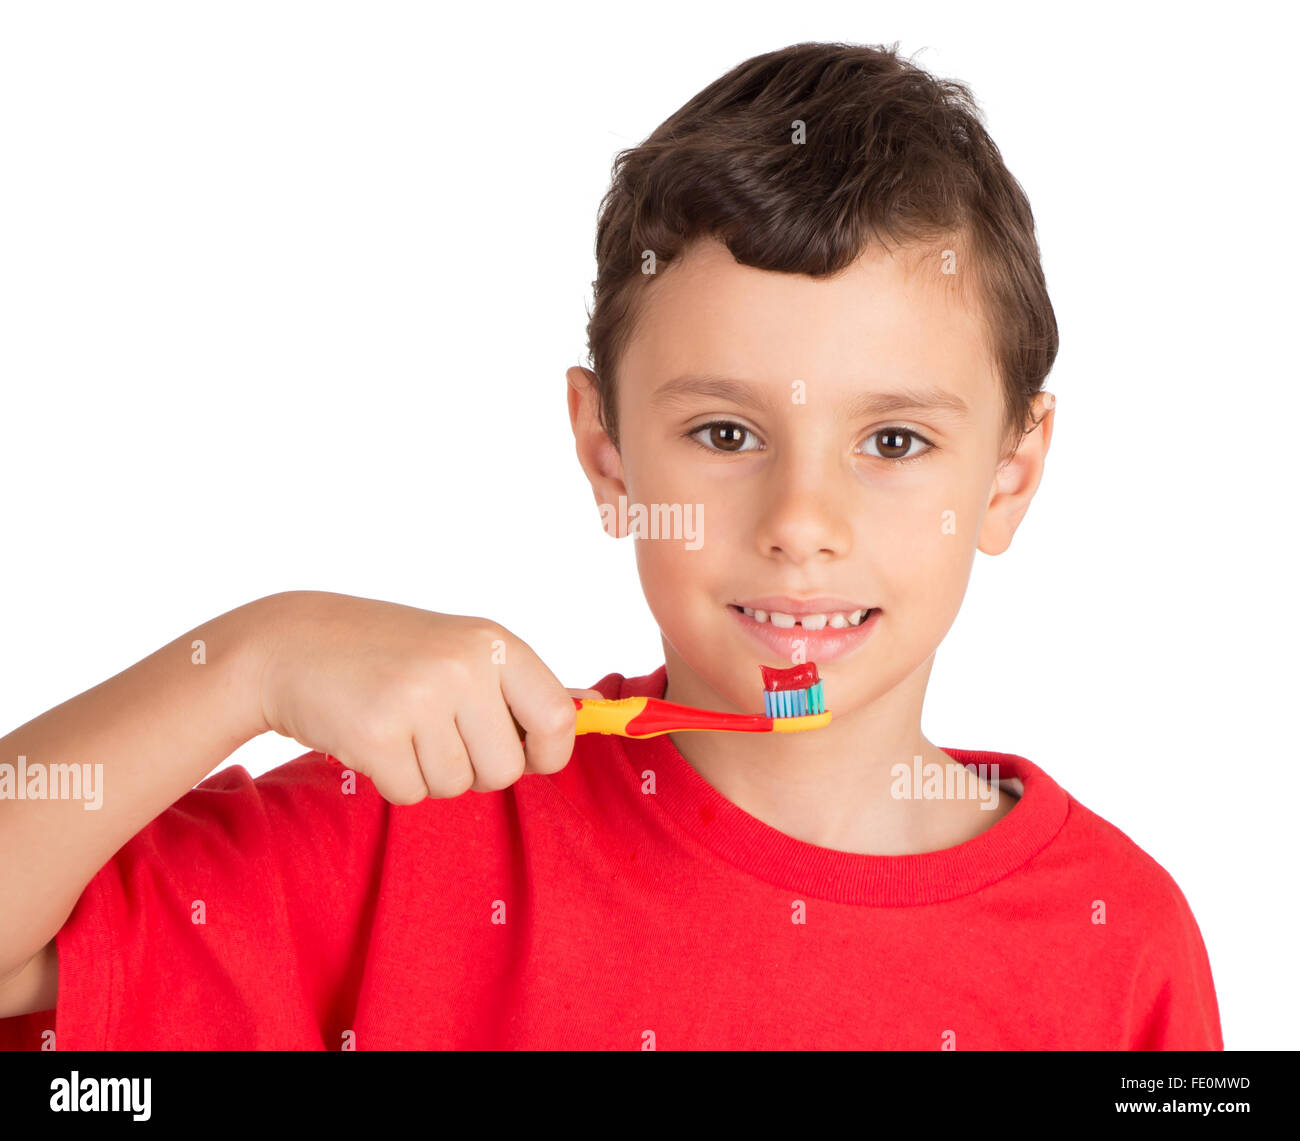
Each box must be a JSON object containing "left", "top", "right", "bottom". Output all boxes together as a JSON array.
[{"left": 583, "top": 41, "right": 1058, "bottom": 458}]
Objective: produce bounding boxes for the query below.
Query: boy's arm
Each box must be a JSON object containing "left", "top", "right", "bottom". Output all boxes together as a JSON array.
[
  {"left": 0, "top": 941, "right": 56, "bottom": 1016},
  {"left": 0, "top": 593, "right": 280, "bottom": 1012}
]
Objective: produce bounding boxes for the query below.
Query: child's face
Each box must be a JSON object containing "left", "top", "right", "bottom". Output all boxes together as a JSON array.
[{"left": 570, "top": 235, "right": 1052, "bottom": 718}]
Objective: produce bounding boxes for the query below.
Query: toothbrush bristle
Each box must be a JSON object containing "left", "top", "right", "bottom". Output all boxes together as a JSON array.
[{"left": 760, "top": 662, "right": 826, "bottom": 718}]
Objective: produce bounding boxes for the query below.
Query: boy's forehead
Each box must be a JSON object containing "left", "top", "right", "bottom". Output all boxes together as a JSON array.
[{"left": 622, "top": 235, "right": 996, "bottom": 413}]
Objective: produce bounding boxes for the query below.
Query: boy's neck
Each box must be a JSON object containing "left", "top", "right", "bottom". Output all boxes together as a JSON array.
[{"left": 661, "top": 655, "right": 1014, "bottom": 856}]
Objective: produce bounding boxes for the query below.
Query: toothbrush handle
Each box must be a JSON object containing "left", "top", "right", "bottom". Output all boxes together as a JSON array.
[
  {"left": 572, "top": 696, "right": 794, "bottom": 737},
  {"left": 511, "top": 696, "right": 645, "bottom": 740},
  {"left": 518, "top": 696, "right": 827, "bottom": 739}
]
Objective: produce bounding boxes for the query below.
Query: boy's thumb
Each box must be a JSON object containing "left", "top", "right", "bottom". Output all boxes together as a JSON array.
[{"left": 515, "top": 689, "right": 608, "bottom": 742}]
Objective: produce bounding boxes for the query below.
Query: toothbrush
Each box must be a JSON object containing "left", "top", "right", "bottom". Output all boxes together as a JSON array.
[{"left": 570, "top": 661, "right": 830, "bottom": 738}]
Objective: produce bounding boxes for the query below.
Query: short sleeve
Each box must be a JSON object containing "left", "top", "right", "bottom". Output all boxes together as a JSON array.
[
  {"left": 1128, "top": 875, "right": 1224, "bottom": 1050},
  {"left": 0, "top": 750, "right": 389, "bottom": 1050}
]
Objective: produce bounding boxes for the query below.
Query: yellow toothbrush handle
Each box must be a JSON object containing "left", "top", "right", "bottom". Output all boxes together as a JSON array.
[
  {"left": 511, "top": 696, "right": 648, "bottom": 740},
  {"left": 572, "top": 696, "right": 647, "bottom": 736}
]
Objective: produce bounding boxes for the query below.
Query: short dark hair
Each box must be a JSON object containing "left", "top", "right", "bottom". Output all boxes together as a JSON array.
[{"left": 584, "top": 41, "right": 1058, "bottom": 458}]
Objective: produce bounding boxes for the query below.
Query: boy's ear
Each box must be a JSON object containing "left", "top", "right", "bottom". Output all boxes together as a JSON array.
[
  {"left": 978, "top": 392, "right": 1055, "bottom": 557},
  {"left": 567, "top": 366, "right": 628, "bottom": 530}
]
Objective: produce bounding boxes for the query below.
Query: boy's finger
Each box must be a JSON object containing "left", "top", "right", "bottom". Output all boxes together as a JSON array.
[
  {"left": 488, "top": 690, "right": 604, "bottom": 768},
  {"left": 357, "top": 743, "right": 434, "bottom": 806},
  {"left": 411, "top": 728, "right": 474, "bottom": 799},
  {"left": 500, "top": 662, "right": 583, "bottom": 778},
  {"left": 455, "top": 693, "right": 529, "bottom": 793}
]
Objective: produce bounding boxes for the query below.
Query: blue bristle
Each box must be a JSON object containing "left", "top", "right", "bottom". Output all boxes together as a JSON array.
[{"left": 766, "top": 678, "right": 827, "bottom": 718}]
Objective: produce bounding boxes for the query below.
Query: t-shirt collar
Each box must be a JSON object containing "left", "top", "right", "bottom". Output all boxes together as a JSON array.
[{"left": 609, "top": 665, "right": 1070, "bottom": 906}]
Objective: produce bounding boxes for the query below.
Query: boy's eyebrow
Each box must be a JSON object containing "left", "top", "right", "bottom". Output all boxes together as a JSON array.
[{"left": 649, "top": 374, "right": 971, "bottom": 420}]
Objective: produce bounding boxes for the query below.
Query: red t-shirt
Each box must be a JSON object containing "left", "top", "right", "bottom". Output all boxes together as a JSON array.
[{"left": 0, "top": 665, "right": 1223, "bottom": 1050}]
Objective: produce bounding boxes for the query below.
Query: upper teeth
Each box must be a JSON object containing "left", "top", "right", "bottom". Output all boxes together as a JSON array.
[{"left": 740, "top": 606, "right": 870, "bottom": 627}]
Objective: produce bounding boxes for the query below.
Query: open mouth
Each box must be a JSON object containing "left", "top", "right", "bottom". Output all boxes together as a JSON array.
[{"left": 728, "top": 604, "right": 877, "bottom": 630}]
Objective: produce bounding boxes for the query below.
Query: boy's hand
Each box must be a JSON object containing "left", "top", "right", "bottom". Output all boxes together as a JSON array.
[{"left": 257, "top": 591, "right": 603, "bottom": 805}]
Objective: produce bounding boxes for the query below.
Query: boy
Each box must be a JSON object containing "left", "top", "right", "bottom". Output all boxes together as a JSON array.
[{"left": 0, "top": 41, "right": 1221, "bottom": 1049}]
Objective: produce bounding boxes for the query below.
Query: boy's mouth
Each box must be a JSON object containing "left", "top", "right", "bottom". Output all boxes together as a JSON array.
[
  {"left": 727, "top": 601, "right": 881, "bottom": 662},
  {"left": 728, "top": 602, "right": 874, "bottom": 629}
]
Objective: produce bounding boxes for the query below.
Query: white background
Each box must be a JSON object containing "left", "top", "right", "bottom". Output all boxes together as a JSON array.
[{"left": 1, "top": 1, "right": 1295, "bottom": 1049}]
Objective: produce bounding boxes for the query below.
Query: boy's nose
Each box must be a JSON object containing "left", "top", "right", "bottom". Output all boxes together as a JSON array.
[{"left": 752, "top": 465, "right": 853, "bottom": 564}]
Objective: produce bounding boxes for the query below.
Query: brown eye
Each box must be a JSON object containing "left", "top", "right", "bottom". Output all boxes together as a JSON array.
[
  {"left": 688, "top": 421, "right": 761, "bottom": 453},
  {"left": 711, "top": 424, "right": 746, "bottom": 450},
  {"left": 875, "top": 429, "right": 912, "bottom": 459},
  {"left": 859, "top": 427, "right": 934, "bottom": 463}
]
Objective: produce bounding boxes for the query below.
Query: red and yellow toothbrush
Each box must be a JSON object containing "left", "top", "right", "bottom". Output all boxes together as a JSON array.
[{"left": 570, "top": 662, "right": 829, "bottom": 738}]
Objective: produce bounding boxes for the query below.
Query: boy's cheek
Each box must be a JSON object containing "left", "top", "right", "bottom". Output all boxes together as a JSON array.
[
  {"left": 633, "top": 532, "right": 721, "bottom": 608},
  {"left": 633, "top": 543, "right": 736, "bottom": 687},
  {"left": 872, "top": 493, "right": 982, "bottom": 612}
]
